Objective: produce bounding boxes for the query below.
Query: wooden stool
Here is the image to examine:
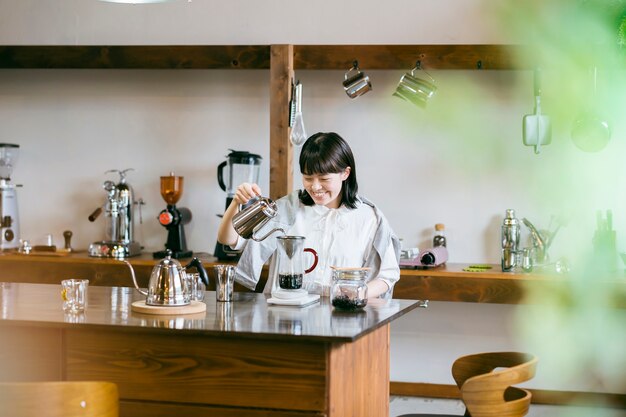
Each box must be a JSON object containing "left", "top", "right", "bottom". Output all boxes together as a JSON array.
[
  {"left": 0, "top": 381, "right": 119, "bottom": 417},
  {"left": 398, "top": 352, "right": 538, "bottom": 417}
]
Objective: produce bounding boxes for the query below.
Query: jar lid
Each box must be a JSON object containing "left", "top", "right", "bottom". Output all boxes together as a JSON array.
[{"left": 331, "top": 266, "right": 370, "bottom": 280}]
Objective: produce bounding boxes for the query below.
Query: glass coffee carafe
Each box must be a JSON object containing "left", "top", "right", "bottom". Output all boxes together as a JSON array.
[{"left": 276, "top": 236, "right": 318, "bottom": 291}]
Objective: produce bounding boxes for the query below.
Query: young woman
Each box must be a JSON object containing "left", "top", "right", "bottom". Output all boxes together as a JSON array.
[{"left": 217, "top": 132, "right": 400, "bottom": 298}]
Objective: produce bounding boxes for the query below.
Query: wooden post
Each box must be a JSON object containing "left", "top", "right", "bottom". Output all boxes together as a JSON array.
[{"left": 269, "top": 44, "right": 294, "bottom": 200}]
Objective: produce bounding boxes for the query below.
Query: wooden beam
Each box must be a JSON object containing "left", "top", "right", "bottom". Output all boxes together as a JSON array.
[
  {"left": 0, "top": 45, "right": 271, "bottom": 69},
  {"left": 294, "top": 44, "right": 526, "bottom": 70},
  {"left": 269, "top": 44, "right": 294, "bottom": 200}
]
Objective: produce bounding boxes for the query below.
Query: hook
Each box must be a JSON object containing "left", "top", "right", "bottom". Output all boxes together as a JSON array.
[
  {"left": 415, "top": 60, "right": 422, "bottom": 69},
  {"left": 352, "top": 60, "right": 359, "bottom": 69}
]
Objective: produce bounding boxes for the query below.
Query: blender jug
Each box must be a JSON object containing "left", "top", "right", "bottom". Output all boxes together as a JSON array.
[
  {"left": 214, "top": 150, "right": 262, "bottom": 261},
  {"left": 217, "top": 150, "right": 262, "bottom": 206},
  {"left": 276, "top": 236, "right": 318, "bottom": 290},
  {"left": 0, "top": 143, "right": 21, "bottom": 251}
]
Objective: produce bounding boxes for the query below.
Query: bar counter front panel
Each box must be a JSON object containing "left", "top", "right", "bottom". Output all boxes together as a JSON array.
[{"left": 0, "top": 283, "right": 422, "bottom": 417}]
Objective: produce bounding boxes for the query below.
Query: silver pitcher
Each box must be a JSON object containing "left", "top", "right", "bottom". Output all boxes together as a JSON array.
[{"left": 232, "top": 196, "right": 285, "bottom": 241}]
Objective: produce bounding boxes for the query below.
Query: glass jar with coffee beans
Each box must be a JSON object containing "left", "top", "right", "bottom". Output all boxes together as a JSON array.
[{"left": 330, "top": 267, "right": 369, "bottom": 311}]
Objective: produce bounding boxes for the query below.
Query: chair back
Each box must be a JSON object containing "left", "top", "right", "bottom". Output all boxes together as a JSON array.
[
  {"left": 451, "top": 352, "right": 538, "bottom": 417},
  {"left": 0, "top": 381, "right": 119, "bottom": 417}
]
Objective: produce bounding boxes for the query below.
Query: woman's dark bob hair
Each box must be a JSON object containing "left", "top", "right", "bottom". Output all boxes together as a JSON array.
[{"left": 298, "top": 132, "right": 359, "bottom": 209}]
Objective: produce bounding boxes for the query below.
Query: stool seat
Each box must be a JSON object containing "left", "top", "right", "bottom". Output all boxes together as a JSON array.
[{"left": 0, "top": 381, "right": 119, "bottom": 417}]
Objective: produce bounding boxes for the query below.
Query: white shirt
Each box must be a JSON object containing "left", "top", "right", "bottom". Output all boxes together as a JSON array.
[{"left": 232, "top": 192, "right": 401, "bottom": 297}]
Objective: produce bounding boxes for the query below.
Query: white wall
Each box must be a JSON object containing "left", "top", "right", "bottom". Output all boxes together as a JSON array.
[{"left": 1, "top": 0, "right": 624, "bottom": 394}]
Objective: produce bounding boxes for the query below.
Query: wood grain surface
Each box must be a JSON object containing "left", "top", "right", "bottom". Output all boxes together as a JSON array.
[
  {"left": 0, "top": 45, "right": 271, "bottom": 69},
  {"left": 66, "top": 329, "right": 327, "bottom": 411},
  {"left": 269, "top": 44, "right": 294, "bottom": 200}
]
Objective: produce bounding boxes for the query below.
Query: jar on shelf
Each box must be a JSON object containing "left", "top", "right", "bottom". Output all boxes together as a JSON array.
[{"left": 330, "top": 267, "right": 369, "bottom": 311}]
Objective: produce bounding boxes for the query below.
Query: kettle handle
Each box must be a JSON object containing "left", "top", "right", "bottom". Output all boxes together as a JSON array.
[
  {"left": 122, "top": 260, "right": 148, "bottom": 296},
  {"left": 217, "top": 161, "right": 228, "bottom": 192},
  {"left": 185, "top": 257, "right": 209, "bottom": 287}
]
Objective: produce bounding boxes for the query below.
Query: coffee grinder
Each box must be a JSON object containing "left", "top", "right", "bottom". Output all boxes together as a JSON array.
[
  {"left": 214, "top": 150, "right": 262, "bottom": 260},
  {"left": 0, "top": 143, "right": 20, "bottom": 251},
  {"left": 154, "top": 172, "right": 192, "bottom": 259}
]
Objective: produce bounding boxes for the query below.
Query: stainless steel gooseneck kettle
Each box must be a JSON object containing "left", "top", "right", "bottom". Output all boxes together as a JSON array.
[
  {"left": 232, "top": 196, "right": 285, "bottom": 241},
  {"left": 123, "top": 250, "right": 208, "bottom": 306}
]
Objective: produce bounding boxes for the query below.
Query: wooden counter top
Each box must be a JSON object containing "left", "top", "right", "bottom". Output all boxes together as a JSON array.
[
  {"left": 0, "top": 282, "right": 421, "bottom": 343},
  {"left": 1, "top": 252, "right": 624, "bottom": 306}
]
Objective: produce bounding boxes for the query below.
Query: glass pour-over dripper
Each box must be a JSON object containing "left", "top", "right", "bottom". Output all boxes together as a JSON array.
[{"left": 276, "top": 236, "right": 318, "bottom": 291}]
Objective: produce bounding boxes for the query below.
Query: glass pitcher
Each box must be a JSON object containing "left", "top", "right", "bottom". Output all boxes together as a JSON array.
[{"left": 276, "top": 236, "right": 318, "bottom": 290}]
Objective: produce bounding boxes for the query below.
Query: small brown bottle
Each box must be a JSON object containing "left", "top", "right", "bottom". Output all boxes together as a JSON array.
[{"left": 433, "top": 223, "right": 447, "bottom": 248}]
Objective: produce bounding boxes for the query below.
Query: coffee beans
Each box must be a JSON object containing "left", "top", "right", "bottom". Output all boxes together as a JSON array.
[
  {"left": 278, "top": 273, "right": 303, "bottom": 289},
  {"left": 332, "top": 295, "right": 367, "bottom": 310}
]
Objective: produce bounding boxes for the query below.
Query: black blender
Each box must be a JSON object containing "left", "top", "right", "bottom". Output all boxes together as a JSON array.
[
  {"left": 154, "top": 172, "right": 193, "bottom": 259},
  {"left": 214, "top": 150, "right": 262, "bottom": 260}
]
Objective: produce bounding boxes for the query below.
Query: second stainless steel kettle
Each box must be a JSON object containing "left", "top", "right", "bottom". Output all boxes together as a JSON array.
[{"left": 232, "top": 196, "right": 285, "bottom": 241}]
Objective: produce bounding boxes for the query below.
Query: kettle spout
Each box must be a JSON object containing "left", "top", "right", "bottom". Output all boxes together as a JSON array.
[{"left": 122, "top": 260, "right": 147, "bottom": 296}]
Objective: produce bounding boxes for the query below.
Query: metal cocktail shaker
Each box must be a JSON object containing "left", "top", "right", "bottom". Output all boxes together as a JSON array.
[{"left": 501, "top": 209, "right": 520, "bottom": 272}]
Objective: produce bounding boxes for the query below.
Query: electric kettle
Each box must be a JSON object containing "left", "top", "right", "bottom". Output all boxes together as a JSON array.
[
  {"left": 232, "top": 195, "right": 285, "bottom": 241},
  {"left": 123, "top": 251, "right": 208, "bottom": 306}
]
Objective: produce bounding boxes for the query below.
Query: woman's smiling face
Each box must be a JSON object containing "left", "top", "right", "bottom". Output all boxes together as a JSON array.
[{"left": 302, "top": 168, "right": 350, "bottom": 209}]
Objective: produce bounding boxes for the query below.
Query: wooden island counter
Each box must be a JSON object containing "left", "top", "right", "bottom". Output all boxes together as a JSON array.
[{"left": 0, "top": 282, "right": 423, "bottom": 417}]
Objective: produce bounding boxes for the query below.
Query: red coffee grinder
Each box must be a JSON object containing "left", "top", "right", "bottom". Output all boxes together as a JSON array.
[{"left": 153, "top": 172, "right": 192, "bottom": 259}]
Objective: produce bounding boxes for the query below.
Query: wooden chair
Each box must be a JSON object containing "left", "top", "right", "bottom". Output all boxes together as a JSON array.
[
  {"left": 398, "top": 352, "right": 538, "bottom": 417},
  {"left": 0, "top": 381, "right": 119, "bottom": 417}
]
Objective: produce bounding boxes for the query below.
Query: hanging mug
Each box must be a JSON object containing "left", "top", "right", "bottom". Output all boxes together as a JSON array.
[
  {"left": 342, "top": 61, "right": 372, "bottom": 98},
  {"left": 393, "top": 64, "right": 437, "bottom": 108}
]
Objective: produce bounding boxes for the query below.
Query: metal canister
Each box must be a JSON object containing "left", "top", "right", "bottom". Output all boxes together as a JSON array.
[{"left": 501, "top": 209, "right": 520, "bottom": 272}]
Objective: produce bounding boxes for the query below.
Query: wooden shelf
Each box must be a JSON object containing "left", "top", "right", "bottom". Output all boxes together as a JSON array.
[
  {"left": 394, "top": 263, "right": 626, "bottom": 307},
  {"left": 0, "top": 45, "right": 271, "bottom": 69},
  {"left": 2, "top": 254, "right": 623, "bottom": 306},
  {"left": 0, "top": 44, "right": 526, "bottom": 70},
  {"left": 294, "top": 44, "right": 526, "bottom": 70}
]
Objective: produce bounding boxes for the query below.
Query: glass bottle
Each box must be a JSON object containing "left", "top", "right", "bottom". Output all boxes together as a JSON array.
[
  {"left": 433, "top": 223, "right": 446, "bottom": 247},
  {"left": 501, "top": 209, "right": 520, "bottom": 272},
  {"left": 330, "top": 268, "right": 369, "bottom": 311}
]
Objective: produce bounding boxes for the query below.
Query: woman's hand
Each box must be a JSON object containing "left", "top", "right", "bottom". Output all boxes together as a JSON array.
[
  {"left": 217, "top": 182, "right": 262, "bottom": 246},
  {"left": 233, "top": 183, "right": 262, "bottom": 205},
  {"left": 366, "top": 279, "right": 391, "bottom": 299}
]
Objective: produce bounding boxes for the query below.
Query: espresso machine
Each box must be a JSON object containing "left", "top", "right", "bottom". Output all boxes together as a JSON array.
[
  {"left": 214, "top": 150, "right": 262, "bottom": 260},
  {"left": 88, "top": 169, "right": 142, "bottom": 259},
  {"left": 0, "top": 143, "right": 20, "bottom": 251},
  {"left": 154, "top": 172, "right": 192, "bottom": 259}
]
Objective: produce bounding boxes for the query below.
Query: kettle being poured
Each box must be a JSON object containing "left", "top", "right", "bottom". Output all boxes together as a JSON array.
[{"left": 231, "top": 195, "right": 285, "bottom": 241}]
